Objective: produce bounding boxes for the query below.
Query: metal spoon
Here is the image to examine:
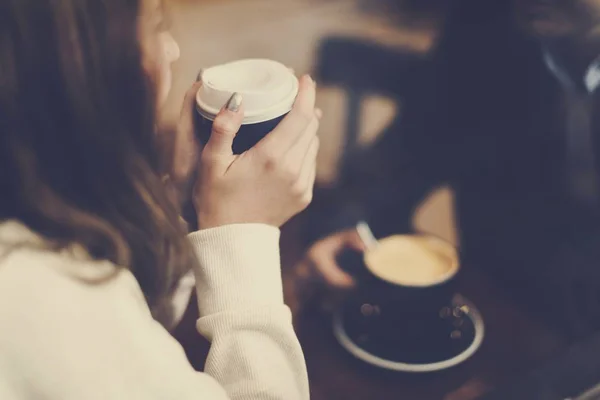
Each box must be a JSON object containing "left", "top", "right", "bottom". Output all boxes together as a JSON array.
[{"left": 356, "top": 220, "right": 378, "bottom": 250}]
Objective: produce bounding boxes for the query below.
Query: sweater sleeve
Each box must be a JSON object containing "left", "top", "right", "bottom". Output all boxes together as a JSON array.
[
  {"left": 0, "top": 224, "right": 309, "bottom": 400},
  {"left": 188, "top": 224, "right": 309, "bottom": 400}
]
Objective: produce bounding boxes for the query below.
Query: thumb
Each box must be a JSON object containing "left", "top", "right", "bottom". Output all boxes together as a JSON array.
[
  {"left": 345, "top": 228, "right": 368, "bottom": 253},
  {"left": 204, "top": 93, "right": 244, "bottom": 158}
]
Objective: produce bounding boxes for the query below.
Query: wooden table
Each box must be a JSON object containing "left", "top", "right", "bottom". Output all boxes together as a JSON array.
[
  {"left": 173, "top": 216, "right": 568, "bottom": 400},
  {"left": 292, "top": 268, "right": 567, "bottom": 400}
]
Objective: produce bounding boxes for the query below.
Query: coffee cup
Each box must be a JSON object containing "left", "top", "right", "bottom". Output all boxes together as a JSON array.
[
  {"left": 195, "top": 59, "right": 299, "bottom": 154},
  {"left": 361, "top": 234, "right": 458, "bottom": 312},
  {"left": 336, "top": 234, "right": 467, "bottom": 364},
  {"left": 338, "top": 234, "right": 459, "bottom": 308}
]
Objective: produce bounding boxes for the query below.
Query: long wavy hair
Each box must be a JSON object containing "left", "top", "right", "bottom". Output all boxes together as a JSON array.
[{"left": 0, "top": 0, "right": 195, "bottom": 323}]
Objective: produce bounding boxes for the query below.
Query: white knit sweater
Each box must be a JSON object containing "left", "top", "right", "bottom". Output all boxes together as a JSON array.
[{"left": 0, "top": 221, "right": 309, "bottom": 399}]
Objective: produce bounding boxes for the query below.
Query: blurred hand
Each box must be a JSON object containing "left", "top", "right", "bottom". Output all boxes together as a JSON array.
[
  {"left": 306, "top": 228, "right": 366, "bottom": 288},
  {"left": 286, "top": 228, "right": 366, "bottom": 317},
  {"left": 194, "top": 75, "right": 321, "bottom": 229}
]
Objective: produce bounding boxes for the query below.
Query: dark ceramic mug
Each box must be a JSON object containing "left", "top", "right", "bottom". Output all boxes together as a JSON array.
[
  {"left": 336, "top": 234, "right": 468, "bottom": 364},
  {"left": 340, "top": 234, "right": 459, "bottom": 312}
]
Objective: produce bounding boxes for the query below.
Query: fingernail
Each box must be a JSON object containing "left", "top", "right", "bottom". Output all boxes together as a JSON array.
[
  {"left": 226, "top": 92, "right": 242, "bottom": 112},
  {"left": 196, "top": 69, "right": 204, "bottom": 82}
]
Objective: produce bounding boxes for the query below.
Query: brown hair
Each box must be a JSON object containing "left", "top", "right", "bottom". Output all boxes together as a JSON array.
[{"left": 0, "top": 0, "right": 194, "bottom": 322}]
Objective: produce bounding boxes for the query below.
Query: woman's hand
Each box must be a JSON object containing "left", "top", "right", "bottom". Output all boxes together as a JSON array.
[
  {"left": 193, "top": 75, "right": 321, "bottom": 229},
  {"left": 158, "top": 82, "right": 202, "bottom": 210},
  {"left": 170, "top": 82, "right": 203, "bottom": 187}
]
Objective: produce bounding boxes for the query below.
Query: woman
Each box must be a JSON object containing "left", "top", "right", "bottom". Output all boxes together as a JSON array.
[{"left": 0, "top": 0, "right": 319, "bottom": 398}]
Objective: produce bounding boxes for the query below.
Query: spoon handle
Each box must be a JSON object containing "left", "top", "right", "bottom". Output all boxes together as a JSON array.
[{"left": 356, "top": 221, "right": 378, "bottom": 250}]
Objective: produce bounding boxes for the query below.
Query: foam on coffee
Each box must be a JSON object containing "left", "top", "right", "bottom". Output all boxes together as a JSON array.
[
  {"left": 364, "top": 235, "right": 458, "bottom": 287},
  {"left": 196, "top": 59, "right": 298, "bottom": 124}
]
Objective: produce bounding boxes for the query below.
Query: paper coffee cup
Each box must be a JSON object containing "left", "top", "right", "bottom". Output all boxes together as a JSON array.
[{"left": 195, "top": 59, "right": 299, "bottom": 154}]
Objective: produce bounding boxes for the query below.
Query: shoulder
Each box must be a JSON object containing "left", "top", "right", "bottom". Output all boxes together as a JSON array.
[
  {"left": 0, "top": 220, "right": 145, "bottom": 303},
  {"left": 0, "top": 241, "right": 146, "bottom": 317},
  {"left": 0, "top": 227, "right": 151, "bottom": 358},
  {"left": 0, "top": 222, "right": 232, "bottom": 399}
]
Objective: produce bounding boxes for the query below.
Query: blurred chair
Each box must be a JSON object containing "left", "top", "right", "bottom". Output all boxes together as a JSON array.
[
  {"left": 302, "top": 36, "right": 428, "bottom": 245},
  {"left": 313, "top": 36, "right": 426, "bottom": 180}
]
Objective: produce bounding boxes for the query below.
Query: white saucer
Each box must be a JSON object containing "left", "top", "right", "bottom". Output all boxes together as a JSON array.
[{"left": 332, "top": 294, "right": 485, "bottom": 373}]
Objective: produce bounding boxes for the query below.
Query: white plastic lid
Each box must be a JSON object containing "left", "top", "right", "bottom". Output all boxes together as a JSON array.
[{"left": 196, "top": 59, "right": 299, "bottom": 124}]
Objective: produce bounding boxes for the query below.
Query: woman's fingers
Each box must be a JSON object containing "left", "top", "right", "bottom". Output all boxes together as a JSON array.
[
  {"left": 315, "top": 108, "right": 323, "bottom": 120},
  {"left": 295, "top": 135, "right": 319, "bottom": 202},
  {"left": 284, "top": 113, "right": 319, "bottom": 171},
  {"left": 257, "top": 75, "right": 316, "bottom": 151},
  {"left": 203, "top": 93, "right": 244, "bottom": 162}
]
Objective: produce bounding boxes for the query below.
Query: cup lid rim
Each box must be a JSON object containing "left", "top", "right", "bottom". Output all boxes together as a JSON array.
[{"left": 195, "top": 59, "right": 299, "bottom": 124}]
